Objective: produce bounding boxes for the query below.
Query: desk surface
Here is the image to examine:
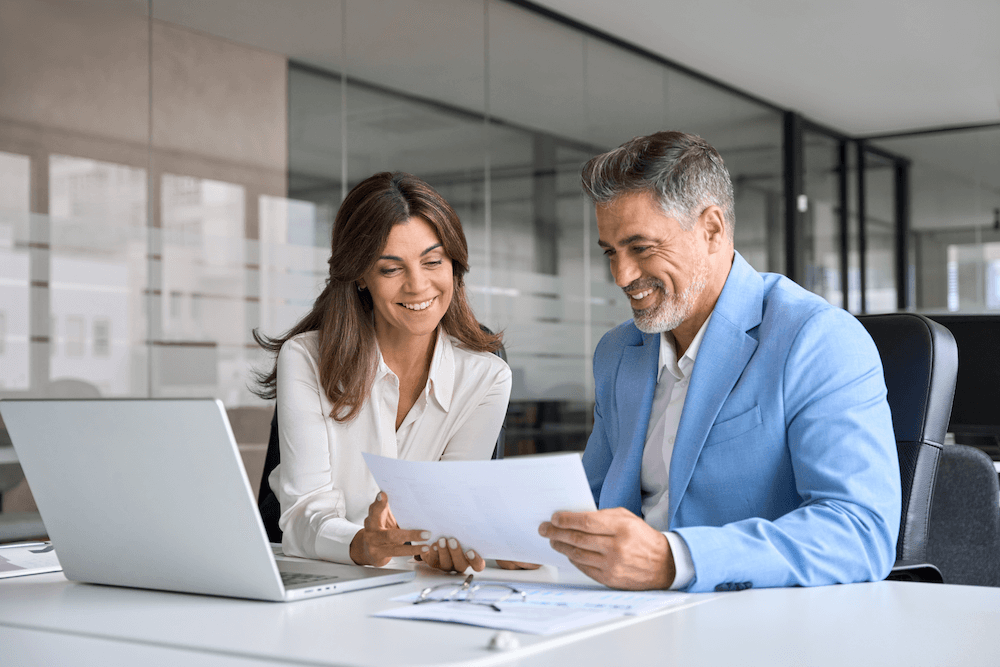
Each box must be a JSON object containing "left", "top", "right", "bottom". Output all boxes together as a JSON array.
[{"left": 2, "top": 565, "right": 999, "bottom": 667}]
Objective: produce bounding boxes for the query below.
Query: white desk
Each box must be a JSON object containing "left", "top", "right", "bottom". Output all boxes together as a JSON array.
[{"left": 2, "top": 566, "right": 999, "bottom": 667}]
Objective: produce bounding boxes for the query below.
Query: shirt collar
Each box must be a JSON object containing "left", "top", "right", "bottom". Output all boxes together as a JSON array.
[
  {"left": 656, "top": 312, "right": 713, "bottom": 383},
  {"left": 427, "top": 329, "right": 454, "bottom": 412},
  {"left": 373, "top": 328, "right": 453, "bottom": 411}
]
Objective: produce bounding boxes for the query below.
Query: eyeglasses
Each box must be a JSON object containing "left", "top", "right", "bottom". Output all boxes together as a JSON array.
[{"left": 414, "top": 574, "right": 526, "bottom": 612}]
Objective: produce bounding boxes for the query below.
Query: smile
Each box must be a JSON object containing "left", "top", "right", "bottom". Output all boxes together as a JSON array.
[
  {"left": 629, "top": 289, "right": 654, "bottom": 301},
  {"left": 399, "top": 297, "right": 437, "bottom": 311}
]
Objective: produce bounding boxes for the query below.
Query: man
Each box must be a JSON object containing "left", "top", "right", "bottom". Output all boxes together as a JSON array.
[{"left": 539, "top": 131, "right": 901, "bottom": 593}]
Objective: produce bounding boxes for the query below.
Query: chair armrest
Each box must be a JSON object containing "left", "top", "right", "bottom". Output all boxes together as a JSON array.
[{"left": 887, "top": 560, "right": 944, "bottom": 583}]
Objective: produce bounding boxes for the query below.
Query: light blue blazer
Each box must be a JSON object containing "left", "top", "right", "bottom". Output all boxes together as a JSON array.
[{"left": 582, "top": 252, "right": 901, "bottom": 593}]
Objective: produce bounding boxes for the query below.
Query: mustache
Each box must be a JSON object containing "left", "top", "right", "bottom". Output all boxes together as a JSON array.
[{"left": 622, "top": 278, "right": 664, "bottom": 295}]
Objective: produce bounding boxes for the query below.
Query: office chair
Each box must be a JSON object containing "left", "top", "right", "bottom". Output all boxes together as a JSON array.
[
  {"left": 925, "top": 439, "right": 1000, "bottom": 586},
  {"left": 856, "top": 313, "right": 957, "bottom": 583},
  {"left": 257, "top": 332, "right": 508, "bottom": 544}
]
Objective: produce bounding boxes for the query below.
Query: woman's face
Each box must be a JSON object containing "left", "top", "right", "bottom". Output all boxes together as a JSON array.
[{"left": 359, "top": 217, "right": 454, "bottom": 341}]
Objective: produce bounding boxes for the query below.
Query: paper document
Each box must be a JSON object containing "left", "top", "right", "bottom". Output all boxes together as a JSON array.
[
  {"left": 363, "top": 453, "right": 596, "bottom": 567},
  {"left": 0, "top": 542, "right": 62, "bottom": 579},
  {"left": 375, "top": 582, "right": 708, "bottom": 635},
  {"left": 376, "top": 600, "right": 622, "bottom": 635}
]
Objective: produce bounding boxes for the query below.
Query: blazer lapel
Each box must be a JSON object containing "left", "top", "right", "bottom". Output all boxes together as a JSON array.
[
  {"left": 602, "top": 331, "right": 659, "bottom": 514},
  {"left": 667, "top": 252, "right": 762, "bottom": 528}
]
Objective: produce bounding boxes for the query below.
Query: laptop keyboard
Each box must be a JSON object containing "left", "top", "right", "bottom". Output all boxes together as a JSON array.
[{"left": 281, "top": 571, "right": 339, "bottom": 587}]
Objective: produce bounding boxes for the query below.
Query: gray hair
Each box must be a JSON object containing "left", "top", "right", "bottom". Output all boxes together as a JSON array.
[{"left": 581, "top": 131, "right": 735, "bottom": 240}]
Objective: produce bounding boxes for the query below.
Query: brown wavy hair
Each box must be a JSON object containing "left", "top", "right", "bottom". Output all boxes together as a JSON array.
[{"left": 252, "top": 171, "right": 501, "bottom": 422}]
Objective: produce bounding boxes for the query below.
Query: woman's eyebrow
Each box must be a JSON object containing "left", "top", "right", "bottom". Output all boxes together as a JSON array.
[
  {"left": 421, "top": 243, "right": 442, "bottom": 256},
  {"left": 378, "top": 243, "right": 443, "bottom": 262}
]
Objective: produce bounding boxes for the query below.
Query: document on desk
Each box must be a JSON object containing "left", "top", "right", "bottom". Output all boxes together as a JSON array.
[
  {"left": 375, "top": 583, "right": 709, "bottom": 635},
  {"left": 362, "top": 453, "right": 596, "bottom": 568},
  {"left": 0, "top": 542, "right": 62, "bottom": 579}
]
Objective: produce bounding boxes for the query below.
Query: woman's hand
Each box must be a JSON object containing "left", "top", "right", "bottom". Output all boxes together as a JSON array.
[
  {"left": 349, "top": 493, "right": 429, "bottom": 567},
  {"left": 496, "top": 560, "right": 542, "bottom": 570},
  {"left": 419, "top": 537, "right": 486, "bottom": 573}
]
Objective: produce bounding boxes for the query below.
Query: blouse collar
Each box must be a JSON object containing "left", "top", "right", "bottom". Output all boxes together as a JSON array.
[{"left": 374, "top": 328, "right": 454, "bottom": 411}]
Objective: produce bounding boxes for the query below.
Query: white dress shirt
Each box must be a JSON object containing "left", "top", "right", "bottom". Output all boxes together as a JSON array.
[
  {"left": 271, "top": 328, "right": 512, "bottom": 564},
  {"left": 640, "top": 313, "right": 712, "bottom": 590}
]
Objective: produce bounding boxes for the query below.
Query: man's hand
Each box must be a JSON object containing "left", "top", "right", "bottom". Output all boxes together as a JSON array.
[
  {"left": 349, "top": 493, "right": 428, "bottom": 567},
  {"left": 539, "top": 507, "right": 676, "bottom": 590}
]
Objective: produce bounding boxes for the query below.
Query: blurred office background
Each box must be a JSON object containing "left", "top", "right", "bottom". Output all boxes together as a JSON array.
[{"left": 1, "top": 0, "right": 999, "bottom": 521}]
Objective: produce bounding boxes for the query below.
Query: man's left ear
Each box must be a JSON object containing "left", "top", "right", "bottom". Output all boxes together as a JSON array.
[{"left": 700, "top": 206, "right": 727, "bottom": 251}]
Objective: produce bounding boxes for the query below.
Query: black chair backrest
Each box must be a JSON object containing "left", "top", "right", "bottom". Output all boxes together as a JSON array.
[
  {"left": 856, "top": 313, "right": 958, "bottom": 568},
  {"left": 258, "top": 410, "right": 283, "bottom": 543},
  {"left": 257, "top": 335, "right": 508, "bottom": 544}
]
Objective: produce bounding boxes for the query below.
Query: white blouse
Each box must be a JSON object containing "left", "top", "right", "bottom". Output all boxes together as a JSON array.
[{"left": 270, "top": 329, "right": 512, "bottom": 564}]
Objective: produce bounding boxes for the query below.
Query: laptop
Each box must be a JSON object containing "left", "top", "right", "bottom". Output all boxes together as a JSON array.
[{"left": 0, "top": 398, "right": 415, "bottom": 601}]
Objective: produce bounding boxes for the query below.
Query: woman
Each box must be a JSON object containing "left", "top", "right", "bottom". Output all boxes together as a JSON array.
[{"left": 254, "top": 172, "right": 510, "bottom": 573}]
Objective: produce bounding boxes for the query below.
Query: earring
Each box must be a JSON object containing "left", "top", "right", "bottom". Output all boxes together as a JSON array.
[{"left": 357, "top": 284, "right": 366, "bottom": 292}]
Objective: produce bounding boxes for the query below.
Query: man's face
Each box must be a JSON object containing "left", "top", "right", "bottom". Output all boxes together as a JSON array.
[{"left": 596, "top": 191, "right": 709, "bottom": 334}]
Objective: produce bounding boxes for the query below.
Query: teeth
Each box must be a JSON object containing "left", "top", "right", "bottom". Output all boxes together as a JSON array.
[
  {"left": 401, "top": 297, "right": 435, "bottom": 311},
  {"left": 630, "top": 289, "right": 653, "bottom": 301}
]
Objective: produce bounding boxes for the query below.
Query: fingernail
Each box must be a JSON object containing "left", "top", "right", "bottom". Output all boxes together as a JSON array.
[
  {"left": 377, "top": 492, "right": 384, "bottom": 502},
  {"left": 438, "top": 538, "right": 447, "bottom": 547},
  {"left": 466, "top": 550, "right": 476, "bottom": 560},
  {"left": 432, "top": 545, "right": 438, "bottom": 551},
  {"left": 422, "top": 546, "right": 429, "bottom": 553},
  {"left": 420, "top": 531, "right": 431, "bottom": 540},
  {"left": 448, "top": 538, "right": 458, "bottom": 549}
]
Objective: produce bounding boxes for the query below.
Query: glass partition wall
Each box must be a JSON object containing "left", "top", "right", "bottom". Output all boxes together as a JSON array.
[
  {"left": 0, "top": 0, "right": 785, "bottom": 511},
  {"left": 8, "top": 0, "right": 986, "bottom": 517},
  {"left": 872, "top": 125, "right": 1000, "bottom": 313}
]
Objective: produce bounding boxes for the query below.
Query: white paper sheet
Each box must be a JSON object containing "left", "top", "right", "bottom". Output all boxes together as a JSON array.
[
  {"left": 362, "top": 453, "right": 597, "bottom": 568},
  {"left": 0, "top": 542, "right": 62, "bottom": 579},
  {"left": 375, "top": 582, "right": 707, "bottom": 635},
  {"left": 375, "top": 600, "right": 622, "bottom": 635}
]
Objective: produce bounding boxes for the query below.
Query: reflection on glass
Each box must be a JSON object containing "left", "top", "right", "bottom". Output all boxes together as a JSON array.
[
  {"left": 802, "top": 132, "right": 841, "bottom": 305},
  {"left": 0, "top": 151, "right": 31, "bottom": 390},
  {"left": 844, "top": 142, "right": 862, "bottom": 313},
  {"left": 158, "top": 174, "right": 249, "bottom": 403},
  {"left": 258, "top": 194, "right": 328, "bottom": 339},
  {"left": 48, "top": 155, "right": 146, "bottom": 397},
  {"left": 874, "top": 127, "right": 1000, "bottom": 313},
  {"left": 863, "top": 152, "right": 897, "bottom": 313},
  {"left": 947, "top": 242, "right": 1000, "bottom": 312}
]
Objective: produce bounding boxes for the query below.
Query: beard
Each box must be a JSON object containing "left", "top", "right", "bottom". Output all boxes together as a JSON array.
[{"left": 627, "top": 262, "right": 709, "bottom": 334}]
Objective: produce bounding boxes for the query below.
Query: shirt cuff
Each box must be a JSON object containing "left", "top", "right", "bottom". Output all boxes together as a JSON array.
[
  {"left": 665, "top": 531, "right": 695, "bottom": 590},
  {"left": 314, "top": 519, "right": 364, "bottom": 565}
]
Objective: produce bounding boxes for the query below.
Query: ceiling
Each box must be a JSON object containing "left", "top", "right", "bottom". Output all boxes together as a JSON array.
[
  {"left": 150, "top": 0, "right": 1000, "bottom": 138},
  {"left": 147, "top": 0, "right": 999, "bottom": 196},
  {"left": 534, "top": 0, "right": 1000, "bottom": 136}
]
